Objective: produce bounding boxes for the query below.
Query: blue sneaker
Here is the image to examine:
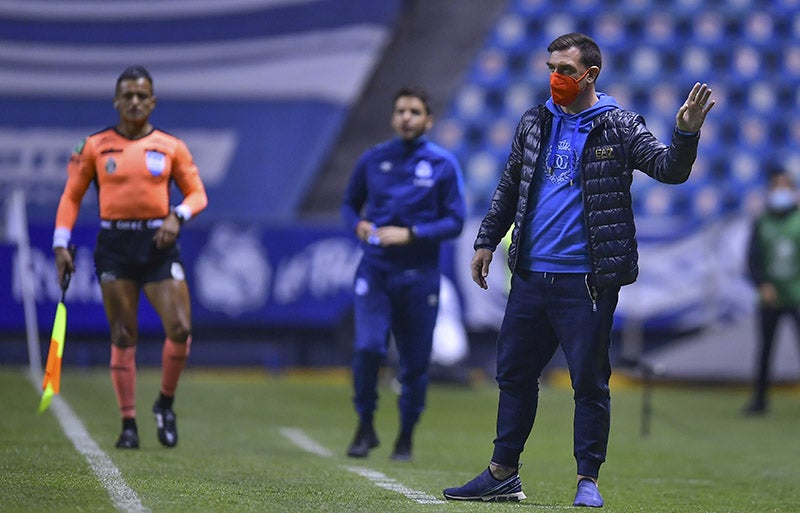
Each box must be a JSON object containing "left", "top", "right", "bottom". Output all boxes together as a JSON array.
[
  {"left": 573, "top": 479, "right": 604, "bottom": 507},
  {"left": 443, "top": 468, "right": 526, "bottom": 502}
]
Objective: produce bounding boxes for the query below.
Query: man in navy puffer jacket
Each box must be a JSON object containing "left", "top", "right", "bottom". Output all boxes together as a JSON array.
[{"left": 444, "top": 32, "right": 714, "bottom": 507}]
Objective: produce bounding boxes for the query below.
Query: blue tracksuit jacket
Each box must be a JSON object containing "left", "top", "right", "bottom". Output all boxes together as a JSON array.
[{"left": 342, "top": 136, "right": 466, "bottom": 270}]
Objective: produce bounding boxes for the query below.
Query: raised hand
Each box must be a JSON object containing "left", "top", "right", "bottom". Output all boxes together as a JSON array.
[{"left": 676, "top": 82, "right": 715, "bottom": 133}]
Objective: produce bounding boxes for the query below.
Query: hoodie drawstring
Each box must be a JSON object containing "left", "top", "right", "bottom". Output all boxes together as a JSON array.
[{"left": 547, "top": 116, "right": 563, "bottom": 174}]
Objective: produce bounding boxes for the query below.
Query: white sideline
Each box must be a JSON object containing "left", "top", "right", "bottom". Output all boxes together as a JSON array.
[
  {"left": 31, "top": 375, "right": 150, "bottom": 513},
  {"left": 343, "top": 466, "right": 446, "bottom": 505},
  {"left": 279, "top": 427, "right": 333, "bottom": 458},
  {"left": 280, "top": 427, "right": 446, "bottom": 505}
]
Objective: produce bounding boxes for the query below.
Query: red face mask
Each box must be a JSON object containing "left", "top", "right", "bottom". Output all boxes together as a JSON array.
[{"left": 550, "top": 68, "right": 591, "bottom": 106}]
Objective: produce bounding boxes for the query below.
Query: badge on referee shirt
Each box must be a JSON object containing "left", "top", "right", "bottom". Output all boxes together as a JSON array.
[{"left": 146, "top": 150, "right": 166, "bottom": 176}]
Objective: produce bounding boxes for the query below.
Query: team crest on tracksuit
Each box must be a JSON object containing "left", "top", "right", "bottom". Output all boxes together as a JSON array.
[
  {"left": 146, "top": 150, "right": 166, "bottom": 176},
  {"left": 354, "top": 277, "right": 369, "bottom": 296},
  {"left": 414, "top": 160, "right": 434, "bottom": 187}
]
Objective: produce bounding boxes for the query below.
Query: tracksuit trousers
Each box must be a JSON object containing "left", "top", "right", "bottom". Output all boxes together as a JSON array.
[
  {"left": 351, "top": 261, "right": 440, "bottom": 435},
  {"left": 492, "top": 270, "right": 619, "bottom": 478}
]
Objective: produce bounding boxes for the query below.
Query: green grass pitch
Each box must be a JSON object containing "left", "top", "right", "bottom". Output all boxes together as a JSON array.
[{"left": 1, "top": 364, "right": 799, "bottom": 512}]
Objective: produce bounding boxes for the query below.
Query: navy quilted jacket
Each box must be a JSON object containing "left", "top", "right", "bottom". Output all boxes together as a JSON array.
[{"left": 474, "top": 104, "right": 700, "bottom": 289}]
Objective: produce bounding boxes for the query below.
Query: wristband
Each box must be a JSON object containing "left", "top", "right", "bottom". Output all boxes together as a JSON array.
[
  {"left": 171, "top": 205, "right": 191, "bottom": 225},
  {"left": 53, "top": 227, "right": 71, "bottom": 249}
]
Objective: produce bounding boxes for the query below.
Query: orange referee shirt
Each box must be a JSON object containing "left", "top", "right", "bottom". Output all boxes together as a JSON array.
[{"left": 55, "top": 128, "right": 208, "bottom": 230}]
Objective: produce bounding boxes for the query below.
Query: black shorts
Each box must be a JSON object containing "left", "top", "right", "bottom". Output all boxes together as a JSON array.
[{"left": 94, "top": 220, "right": 185, "bottom": 286}]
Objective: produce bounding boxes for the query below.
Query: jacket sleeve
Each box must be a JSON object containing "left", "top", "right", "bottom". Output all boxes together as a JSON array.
[
  {"left": 626, "top": 112, "right": 700, "bottom": 185},
  {"left": 341, "top": 152, "right": 369, "bottom": 233},
  {"left": 473, "top": 111, "right": 529, "bottom": 251}
]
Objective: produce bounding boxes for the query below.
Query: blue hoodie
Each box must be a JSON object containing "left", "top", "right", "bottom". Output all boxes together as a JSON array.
[{"left": 519, "top": 93, "right": 620, "bottom": 273}]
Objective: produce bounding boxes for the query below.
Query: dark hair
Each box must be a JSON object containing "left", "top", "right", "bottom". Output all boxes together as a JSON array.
[
  {"left": 394, "top": 86, "right": 431, "bottom": 115},
  {"left": 547, "top": 32, "right": 602, "bottom": 71},
  {"left": 116, "top": 65, "right": 153, "bottom": 92}
]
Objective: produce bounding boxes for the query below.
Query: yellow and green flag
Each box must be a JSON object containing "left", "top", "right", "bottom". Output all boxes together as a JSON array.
[{"left": 38, "top": 302, "right": 67, "bottom": 413}]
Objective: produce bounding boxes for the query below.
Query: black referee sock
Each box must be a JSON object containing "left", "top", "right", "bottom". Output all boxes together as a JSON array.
[
  {"left": 122, "top": 417, "right": 138, "bottom": 432},
  {"left": 157, "top": 393, "right": 174, "bottom": 410}
]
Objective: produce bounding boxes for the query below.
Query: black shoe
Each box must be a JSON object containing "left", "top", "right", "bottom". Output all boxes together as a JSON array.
[
  {"left": 390, "top": 433, "right": 412, "bottom": 461},
  {"left": 346, "top": 424, "right": 379, "bottom": 458},
  {"left": 153, "top": 401, "right": 178, "bottom": 447},
  {"left": 115, "top": 428, "right": 139, "bottom": 449},
  {"left": 742, "top": 400, "right": 767, "bottom": 416}
]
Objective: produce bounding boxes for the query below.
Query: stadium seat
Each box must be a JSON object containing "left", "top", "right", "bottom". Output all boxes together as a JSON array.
[
  {"left": 490, "top": 13, "right": 528, "bottom": 50},
  {"left": 692, "top": 185, "right": 723, "bottom": 218},
  {"left": 430, "top": 118, "right": 466, "bottom": 155},
  {"left": 643, "top": 12, "right": 678, "bottom": 47}
]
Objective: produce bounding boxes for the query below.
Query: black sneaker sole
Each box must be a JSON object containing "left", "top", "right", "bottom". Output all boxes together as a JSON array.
[{"left": 443, "top": 492, "right": 526, "bottom": 502}]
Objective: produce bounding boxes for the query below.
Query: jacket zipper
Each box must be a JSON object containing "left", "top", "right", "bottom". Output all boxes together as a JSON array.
[{"left": 584, "top": 273, "right": 598, "bottom": 312}]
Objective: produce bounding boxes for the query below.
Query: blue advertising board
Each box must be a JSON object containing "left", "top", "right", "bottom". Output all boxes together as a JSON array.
[{"left": 2, "top": 222, "right": 364, "bottom": 335}]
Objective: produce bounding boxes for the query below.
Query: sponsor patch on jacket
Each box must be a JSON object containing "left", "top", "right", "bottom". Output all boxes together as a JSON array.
[
  {"left": 146, "top": 150, "right": 166, "bottom": 176},
  {"left": 594, "top": 146, "right": 615, "bottom": 160}
]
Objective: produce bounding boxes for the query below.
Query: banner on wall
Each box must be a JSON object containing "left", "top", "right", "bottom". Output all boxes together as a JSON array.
[
  {"left": 1, "top": 223, "right": 364, "bottom": 334},
  {"left": 3, "top": 216, "right": 757, "bottom": 343}
]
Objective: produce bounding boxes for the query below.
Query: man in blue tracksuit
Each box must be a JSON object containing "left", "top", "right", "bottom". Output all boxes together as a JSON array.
[
  {"left": 443, "top": 33, "right": 714, "bottom": 507},
  {"left": 342, "top": 86, "right": 466, "bottom": 461}
]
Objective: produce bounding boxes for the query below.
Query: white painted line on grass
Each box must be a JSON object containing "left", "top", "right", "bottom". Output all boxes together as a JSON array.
[
  {"left": 281, "top": 427, "right": 446, "bottom": 505},
  {"left": 31, "top": 375, "right": 150, "bottom": 513},
  {"left": 344, "top": 466, "right": 447, "bottom": 505},
  {"left": 279, "top": 427, "right": 333, "bottom": 457}
]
